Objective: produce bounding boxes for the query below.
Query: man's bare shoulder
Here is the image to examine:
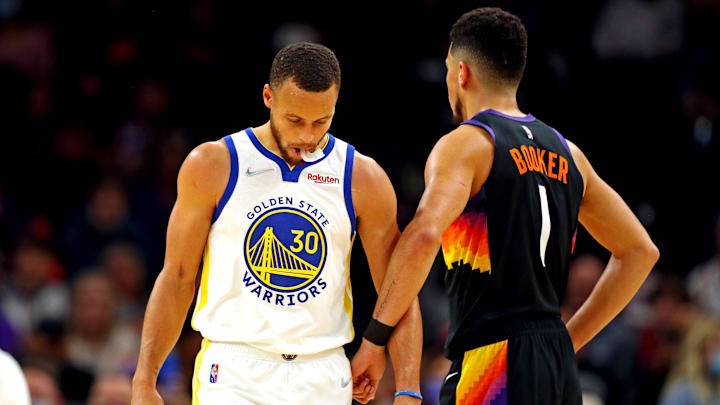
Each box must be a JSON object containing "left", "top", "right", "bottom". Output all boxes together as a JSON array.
[
  {"left": 185, "top": 140, "right": 228, "bottom": 169},
  {"left": 565, "top": 139, "right": 587, "bottom": 169},
  {"left": 179, "top": 140, "right": 231, "bottom": 200},
  {"left": 352, "top": 152, "right": 387, "bottom": 187},
  {"left": 351, "top": 152, "right": 396, "bottom": 219},
  {"left": 425, "top": 125, "right": 494, "bottom": 188},
  {"left": 433, "top": 124, "right": 494, "bottom": 158}
]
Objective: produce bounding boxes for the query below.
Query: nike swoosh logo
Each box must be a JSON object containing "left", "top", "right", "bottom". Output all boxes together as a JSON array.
[
  {"left": 444, "top": 372, "right": 459, "bottom": 382},
  {"left": 246, "top": 167, "right": 274, "bottom": 176},
  {"left": 341, "top": 377, "right": 352, "bottom": 388}
]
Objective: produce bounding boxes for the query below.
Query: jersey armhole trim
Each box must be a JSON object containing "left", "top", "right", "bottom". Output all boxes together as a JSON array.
[
  {"left": 463, "top": 187, "right": 487, "bottom": 213},
  {"left": 550, "top": 127, "right": 571, "bottom": 155},
  {"left": 343, "top": 144, "right": 357, "bottom": 240},
  {"left": 212, "top": 135, "right": 239, "bottom": 224},
  {"left": 551, "top": 127, "right": 585, "bottom": 198},
  {"left": 460, "top": 120, "right": 496, "bottom": 144}
]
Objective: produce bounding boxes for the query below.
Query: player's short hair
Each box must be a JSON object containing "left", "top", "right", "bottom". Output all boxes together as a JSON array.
[
  {"left": 450, "top": 7, "right": 528, "bottom": 85},
  {"left": 269, "top": 42, "right": 341, "bottom": 92}
]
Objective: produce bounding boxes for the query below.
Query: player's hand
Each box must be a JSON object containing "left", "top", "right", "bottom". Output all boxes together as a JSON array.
[
  {"left": 351, "top": 338, "right": 386, "bottom": 403},
  {"left": 131, "top": 385, "right": 164, "bottom": 405},
  {"left": 352, "top": 375, "right": 375, "bottom": 404}
]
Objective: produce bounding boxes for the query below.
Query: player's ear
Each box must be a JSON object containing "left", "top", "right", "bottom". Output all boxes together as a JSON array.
[
  {"left": 458, "top": 61, "right": 470, "bottom": 88},
  {"left": 263, "top": 84, "right": 273, "bottom": 109}
]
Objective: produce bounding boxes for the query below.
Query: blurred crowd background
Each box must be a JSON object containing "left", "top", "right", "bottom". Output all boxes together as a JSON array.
[{"left": 0, "top": 1, "right": 719, "bottom": 404}]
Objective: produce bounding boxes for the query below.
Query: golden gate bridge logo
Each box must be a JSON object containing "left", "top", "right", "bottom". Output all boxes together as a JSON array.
[
  {"left": 244, "top": 208, "right": 326, "bottom": 292},
  {"left": 247, "top": 227, "right": 320, "bottom": 281}
]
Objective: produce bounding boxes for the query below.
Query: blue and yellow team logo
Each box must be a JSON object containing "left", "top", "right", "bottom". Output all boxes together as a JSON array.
[{"left": 243, "top": 207, "right": 327, "bottom": 292}]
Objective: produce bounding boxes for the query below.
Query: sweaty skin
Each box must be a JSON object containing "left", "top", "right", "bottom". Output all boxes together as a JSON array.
[
  {"left": 350, "top": 152, "right": 422, "bottom": 405},
  {"left": 132, "top": 141, "right": 226, "bottom": 405},
  {"left": 350, "top": 120, "right": 659, "bottom": 388},
  {"left": 132, "top": 80, "right": 422, "bottom": 405}
]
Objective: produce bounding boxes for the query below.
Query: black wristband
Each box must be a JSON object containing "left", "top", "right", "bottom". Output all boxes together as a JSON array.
[{"left": 363, "top": 318, "right": 395, "bottom": 346}]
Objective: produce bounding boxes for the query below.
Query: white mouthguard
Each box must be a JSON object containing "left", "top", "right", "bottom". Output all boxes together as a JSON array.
[{"left": 301, "top": 148, "right": 325, "bottom": 162}]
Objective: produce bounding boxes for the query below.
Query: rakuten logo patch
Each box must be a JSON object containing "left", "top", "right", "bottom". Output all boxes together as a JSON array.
[{"left": 307, "top": 173, "right": 340, "bottom": 184}]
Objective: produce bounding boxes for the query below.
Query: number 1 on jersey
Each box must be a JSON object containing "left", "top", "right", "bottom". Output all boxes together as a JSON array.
[{"left": 538, "top": 185, "right": 551, "bottom": 267}]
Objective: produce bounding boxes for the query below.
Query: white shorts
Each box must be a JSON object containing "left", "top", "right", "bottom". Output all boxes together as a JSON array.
[{"left": 191, "top": 339, "right": 352, "bottom": 405}]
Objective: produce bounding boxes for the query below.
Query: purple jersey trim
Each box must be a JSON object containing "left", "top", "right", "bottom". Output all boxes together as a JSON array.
[
  {"left": 463, "top": 187, "right": 487, "bottom": 214},
  {"left": 479, "top": 109, "right": 536, "bottom": 122},
  {"left": 460, "top": 120, "right": 496, "bottom": 143},
  {"left": 551, "top": 127, "right": 571, "bottom": 154}
]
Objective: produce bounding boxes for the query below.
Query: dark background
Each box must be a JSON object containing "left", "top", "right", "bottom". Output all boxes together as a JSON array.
[{"left": 0, "top": 1, "right": 718, "bottom": 404}]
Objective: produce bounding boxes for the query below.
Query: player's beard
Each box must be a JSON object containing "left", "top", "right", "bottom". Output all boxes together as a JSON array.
[
  {"left": 269, "top": 115, "right": 304, "bottom": 166},
  {"left": 452, "top": 97, "right": 464, "bottom": 125}
]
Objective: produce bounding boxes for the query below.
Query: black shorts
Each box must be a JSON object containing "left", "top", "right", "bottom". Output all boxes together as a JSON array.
[{"left": 439, "top": 319, "right": 581, "bottom": 405}]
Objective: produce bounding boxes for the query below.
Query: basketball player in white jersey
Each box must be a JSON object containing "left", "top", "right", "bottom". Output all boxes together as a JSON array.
[
  {"left": 0, "top": 349, "right": 31, "bottom": 405},
  {"left": 131, "top": 42, "right": 422, "bottom": 405}
]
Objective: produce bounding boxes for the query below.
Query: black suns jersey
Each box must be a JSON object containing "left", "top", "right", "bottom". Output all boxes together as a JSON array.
[{"left": 441, "top": 109, "right": 584, "bottom": 359}]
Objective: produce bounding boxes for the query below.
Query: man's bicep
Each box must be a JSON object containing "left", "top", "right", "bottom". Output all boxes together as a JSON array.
[
  {"left": 354, "top": 156, "right": 401, "bottom": 289},
  {"left": 162, "top": 143, "right": 227, "bottom": 283},
  {"left": 415, "top": 138, "right": 476, "bottom": 233},
  {"left": 163, "top": 196, "right": 213, "bottom": 283}
]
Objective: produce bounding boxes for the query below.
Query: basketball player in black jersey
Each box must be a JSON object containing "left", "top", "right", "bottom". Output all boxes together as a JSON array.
[{"left": 351, "top": 7, "right": 659, "bottom": 404}]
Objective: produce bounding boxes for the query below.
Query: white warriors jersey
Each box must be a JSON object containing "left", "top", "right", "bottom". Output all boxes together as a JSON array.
[{"left": 191, "top": 127, "right": 357, "bottom": 355}]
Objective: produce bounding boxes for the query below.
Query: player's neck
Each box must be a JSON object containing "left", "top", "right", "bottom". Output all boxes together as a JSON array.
[
  {"left": 461, "top": 93, "right": 524, "bottom": 121},
  {"left": 252, "top": 122, "right": 295, "bottom": 168},
  {"left": 460, "top": 82, "right": 525, "bottom": 120},
  {"left": 253, "top": 122, "right": 278, "bottom": 153}
]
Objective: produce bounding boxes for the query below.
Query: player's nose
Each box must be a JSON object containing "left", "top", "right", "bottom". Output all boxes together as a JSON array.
[{"left": 298, "top": 127, "right": 314, "bottom": 145}]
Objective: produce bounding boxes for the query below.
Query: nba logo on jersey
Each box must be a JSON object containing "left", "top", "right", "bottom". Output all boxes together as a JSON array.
[
  {"left": 209, "top": 364, "right": 218, "bottom": 383},
  {"left": 522, "top": 125, "right": 534, "bottom": 140}
]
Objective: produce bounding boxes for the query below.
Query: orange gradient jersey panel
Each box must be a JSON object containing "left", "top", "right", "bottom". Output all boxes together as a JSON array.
[{"left": 442, "top": 211, "right": 491, "bottom": 273}]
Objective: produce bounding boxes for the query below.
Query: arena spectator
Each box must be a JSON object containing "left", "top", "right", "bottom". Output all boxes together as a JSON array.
[
  {"left": 659, "top": 317, "right": 720, "bottom": 405},
  {"left": 64, "top": 272, "right": 139, "bottom": 378},
  {"left": 562, "top": 254, "right": 640, "bottom": 405},
  {"left": 0, "top": 242, "right": 68, "bottom": 344},
  {"left": 0, "top": 2, "right": 717, "bottom": 404},
  {"left": 687, "top": 216, "right": 720, "bottom": 317},
  {"left": 87, "top": 374, "right": 132, "bottom": 405},
  {"left": 59, "top": 179, "right": 148, "bottom": 276},
  {"left": 100, "top": 242, "right": 147, "bottom": 325},
  {"left": 23, "top": 366, "right": 65, "bottom": 405},
  {"left": 635, "top": 275, "right": 698, "bottom": 404}
]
